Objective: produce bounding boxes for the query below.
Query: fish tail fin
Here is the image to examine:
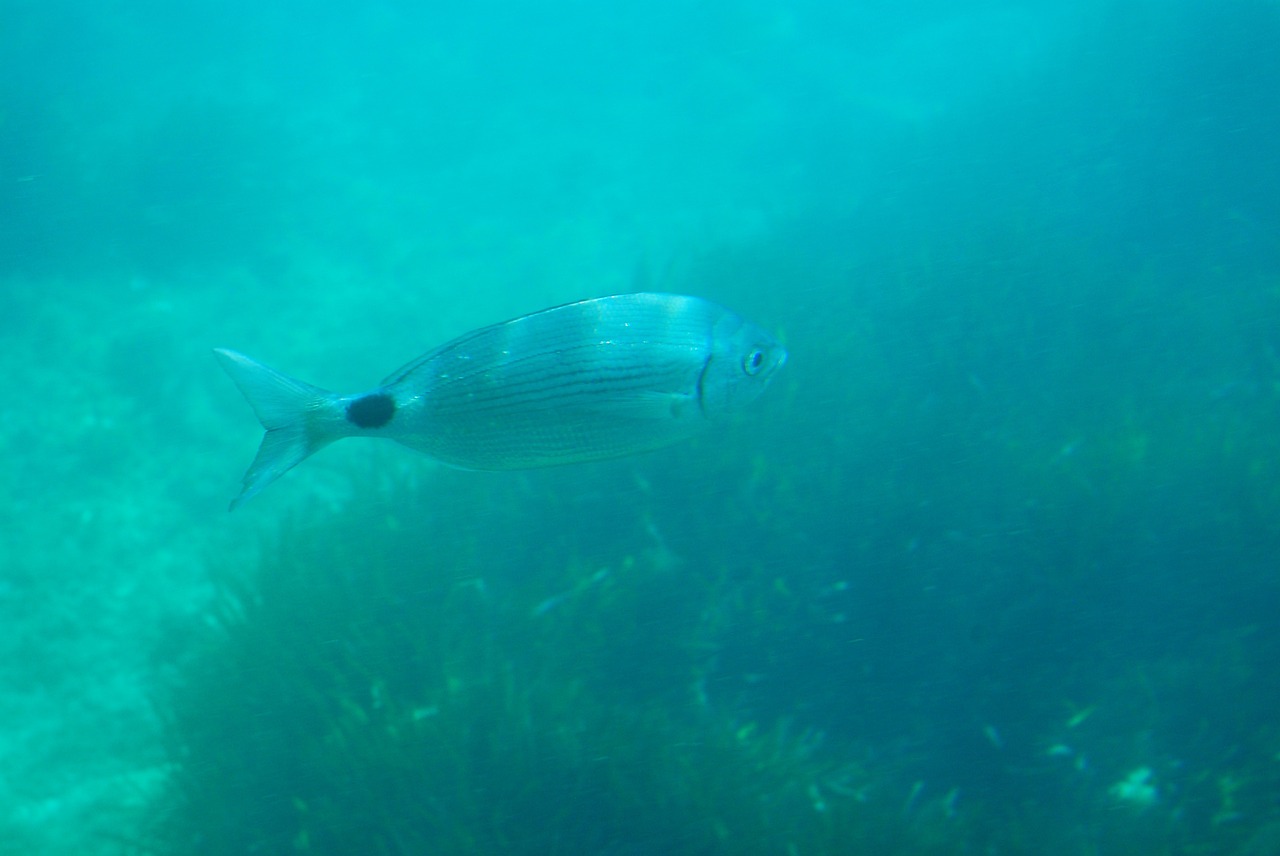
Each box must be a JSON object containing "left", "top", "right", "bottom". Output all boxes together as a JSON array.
[{"left": 214, "top": 348, "right": 343, "bottom": 510}]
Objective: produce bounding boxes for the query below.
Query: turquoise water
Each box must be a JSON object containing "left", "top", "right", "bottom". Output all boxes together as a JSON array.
[{"left": 2, "top": 2, "right": 1278, "bottom": 853}]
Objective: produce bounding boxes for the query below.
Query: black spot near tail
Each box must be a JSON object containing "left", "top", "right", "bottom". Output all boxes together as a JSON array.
[{"left": 347, "top": 393, "right": 396, "bottom": 428}]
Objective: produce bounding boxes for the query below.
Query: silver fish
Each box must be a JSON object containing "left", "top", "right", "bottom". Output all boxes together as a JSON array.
[{"left": 215, "top": 293, "right": 786, "bottom": 509}]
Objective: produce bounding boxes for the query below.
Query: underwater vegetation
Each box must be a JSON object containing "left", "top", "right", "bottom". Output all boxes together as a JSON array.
[
  {"left": 146, "top": 466, "right": 914, "bottom": 855},
  {"left": 147, "top": 244, "right": 1280, "bottom": 856},
  {"left": 148, "top": 226, "right": 1280, "bottom": 855}
]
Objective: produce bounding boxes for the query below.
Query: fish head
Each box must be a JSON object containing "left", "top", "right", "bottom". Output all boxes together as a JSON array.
[{"left": 699, "top": 311, "right": 787, "bottom": 416}]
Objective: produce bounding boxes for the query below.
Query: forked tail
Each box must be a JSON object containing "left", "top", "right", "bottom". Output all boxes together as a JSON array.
[{"left": 213, "top": 349, "right": 341, "bottom": 510}]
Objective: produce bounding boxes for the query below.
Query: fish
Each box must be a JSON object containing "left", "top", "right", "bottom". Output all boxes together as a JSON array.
[{"left": 215, "top": 293, "right": 786, "bottom": 509}]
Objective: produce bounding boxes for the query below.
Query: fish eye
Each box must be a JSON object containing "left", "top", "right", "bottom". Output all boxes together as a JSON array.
[{"left": 743, "top": 348, "right": 766, "bottom": 376}]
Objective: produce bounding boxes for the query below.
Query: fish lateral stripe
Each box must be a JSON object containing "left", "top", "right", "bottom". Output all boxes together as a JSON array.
[{"left": 424, "top": 363, "right": 700, "bottom": 415}]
